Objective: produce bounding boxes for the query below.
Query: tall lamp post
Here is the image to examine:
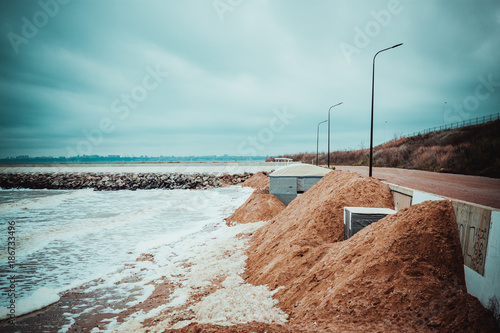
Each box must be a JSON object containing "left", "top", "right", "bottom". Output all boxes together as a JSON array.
[
  {"left": 442, "top": 101, "right": 447, "bottom": 127},
  {"left": 328, "top": 102, "right": 343, "bottom": 168},
  {"left": 369, "top": 43, "right": 403, "bottom": 177},
  {"left": 316, "top": 120, "right": 327, "bottom": 166}
]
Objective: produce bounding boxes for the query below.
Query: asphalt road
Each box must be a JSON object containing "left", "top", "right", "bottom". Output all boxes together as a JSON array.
[{"left": 335, "top": 166, "right": 500, "bottom": 209}]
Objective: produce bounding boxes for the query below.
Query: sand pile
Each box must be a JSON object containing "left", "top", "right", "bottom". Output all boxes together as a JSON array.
[
  {"left": 225, "top": 192, "right": 286, "bottom": 225},
  {"left": 247, "top": 197, "right": 499, "bottom": 331},
  {"left": 240, "top": 172, "right": 270, "bottom": 191},
  {"left": 164, "top": 171, "right": 498, "bottom": 332},
  {"left": 165, "top": 322, "right": 292, "bottom": 332},
  {"left": 245, "top": 171, "right": 394, "bottom": 290}
]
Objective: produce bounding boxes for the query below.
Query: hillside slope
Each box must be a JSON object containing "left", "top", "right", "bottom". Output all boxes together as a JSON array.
[{"left": 279, "top": 119, "right": 500, "bottom": 178}]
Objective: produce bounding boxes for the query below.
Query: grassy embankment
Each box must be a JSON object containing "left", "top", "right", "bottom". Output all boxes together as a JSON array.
[{"left": 277, "top": 119, "right": 500, "bottom": 178}]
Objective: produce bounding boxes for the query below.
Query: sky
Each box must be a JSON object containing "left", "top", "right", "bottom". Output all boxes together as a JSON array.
[{"left": 1, "top": 0, "right": 499, "bottom": 158}]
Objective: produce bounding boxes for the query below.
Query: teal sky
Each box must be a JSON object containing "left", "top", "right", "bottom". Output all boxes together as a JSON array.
[{"left": 1, "top": 0, "right": 499, "bottom": 158}]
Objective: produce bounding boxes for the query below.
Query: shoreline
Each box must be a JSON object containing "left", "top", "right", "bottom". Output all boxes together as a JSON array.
[
  {"left": 1, "top": 185, "right": 277, "bottom": 332},
  {"left": 2, "top": 172, "right": 498, "bottom": 332}
]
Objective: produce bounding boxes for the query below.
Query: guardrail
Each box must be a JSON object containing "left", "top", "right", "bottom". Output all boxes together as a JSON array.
[{"left": 404, "top": 113, "right": 499, "bottom": 138}]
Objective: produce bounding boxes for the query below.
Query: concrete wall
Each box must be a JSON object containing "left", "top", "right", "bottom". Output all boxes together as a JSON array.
[
  {"left": 411, "top": 190, "right": 445, "bottom": 205},
  {"left": 385, "top": 182, "right": 500, "bottom": 309},
  {"left": 387, "top": 184, "right": 413, "bottom": 211},
  {"left": 464, "top": 211, "right": 500, "bottom": 307},
  {"left": 452, "top": 201, "right": 492, "bottom": 276}
]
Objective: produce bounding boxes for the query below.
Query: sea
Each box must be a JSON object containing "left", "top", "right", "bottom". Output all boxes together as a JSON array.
[{"left": 0, "top": 185, "right": 287, "bottom": 332}]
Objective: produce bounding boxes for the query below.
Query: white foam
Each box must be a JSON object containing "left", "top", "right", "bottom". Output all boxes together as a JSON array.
[
  {"left": 134, "top": 223, "right": 206, "bottom": 253},
  {"left": 106, "top": 221, "right": 288, "bottom": 332},
  {"left": 0, "top": 186, "right": 280, "bottom": 331},
  {"left": 186, "top": 274, "right": 287, "bottom": 327},
  {"left": 0, "top": 287, "right": 60, "bottom": 320},
  {"left": 0, "top": 189, "right": 91, "bottom": 214},
  {"left": 58, "top": 317, "right": 76, "bottom": 333}
]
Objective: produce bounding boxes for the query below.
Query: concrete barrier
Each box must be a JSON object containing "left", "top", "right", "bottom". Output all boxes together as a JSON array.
[
  {"left": 386, "top": 183, "right": 413, "bottom": 211},
  {"left": 465, "top": 211, "right": 500, "bottom": 309}
]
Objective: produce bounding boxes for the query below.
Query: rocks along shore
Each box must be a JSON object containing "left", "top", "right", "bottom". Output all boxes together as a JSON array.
[{"left": 0, "top": 172, "right": 267, "bottom": 191}]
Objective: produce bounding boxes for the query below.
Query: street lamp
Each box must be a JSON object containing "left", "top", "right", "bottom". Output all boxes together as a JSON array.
[
  {"left": 369, "top": 43, "right": 403, "bottom": 177},
  {"left": 384, "top": 120, "right": 387, "bottom": 143},
  {"left": 442, "top": 101, "right": 447, "bottom": 127},
  {"left": 316, "top": 120, "right": 327, "bottom": 166},
  {"left": 328, "top": 102, "right": 343, "bottom": 168}
]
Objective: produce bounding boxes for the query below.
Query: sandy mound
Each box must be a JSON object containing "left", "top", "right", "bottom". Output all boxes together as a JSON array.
[
  {"left": 165, "top": 322, "right": 292, "bottom": 332},
  {"left": 245, "top": 171, "right": 394, "bottom": 289},
  {"left": 226, "top": 193, "right": 286, "bottom": 225},
  {"left": 247, "top": 197, "right": 498, "bottom": 331},
  {"left": 240, "top": 172, "right": 270, "bottom": 191}
]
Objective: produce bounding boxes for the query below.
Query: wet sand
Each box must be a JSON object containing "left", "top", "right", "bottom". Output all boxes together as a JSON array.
[{"left": 0, "top": 273, "right": 174, "bottom": 332}]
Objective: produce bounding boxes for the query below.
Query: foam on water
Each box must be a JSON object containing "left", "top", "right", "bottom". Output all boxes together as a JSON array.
[
  {"left": 0, "top": 287, "right": 60, "bottom": 319},
  {"left": 0, "top": 189, "right": 89, "bottom": 214},
  {"left": 0, "top": 187, "right": 252, "bottom": 320},
  {"left": 1, "top": 185, "right": 287, "bottom": 331}
]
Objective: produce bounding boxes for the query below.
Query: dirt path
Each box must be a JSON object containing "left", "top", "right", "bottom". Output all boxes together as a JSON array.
[{"left": 335, "top": 166, "right": 500, "bottom": 209}]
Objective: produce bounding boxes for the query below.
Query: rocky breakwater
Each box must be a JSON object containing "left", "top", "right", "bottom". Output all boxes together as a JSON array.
[{"left": 0, "top": 172, "right": 262, "bottom": 191}]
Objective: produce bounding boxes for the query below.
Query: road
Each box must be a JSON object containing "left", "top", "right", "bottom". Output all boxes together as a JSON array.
[{"left": 335, "top": 166, "right": 500, "bottom": 209}]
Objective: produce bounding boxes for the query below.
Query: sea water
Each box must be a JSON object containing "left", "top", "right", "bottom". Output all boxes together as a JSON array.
[{"left": 0, "top": 186, "right": 287, "bottom": 331}]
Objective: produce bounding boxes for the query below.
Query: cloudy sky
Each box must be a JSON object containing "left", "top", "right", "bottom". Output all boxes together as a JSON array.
[{"left": 1, "top": 0, "right": 499, "bottom": 158}]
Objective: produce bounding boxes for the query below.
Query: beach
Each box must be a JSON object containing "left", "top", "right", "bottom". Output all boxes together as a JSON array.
[
  {"left": 1, "top": 184, "right": 286, "bottom": 332},
  {"left": 1, "top": 170, "right": 498, "bottom": 332}
]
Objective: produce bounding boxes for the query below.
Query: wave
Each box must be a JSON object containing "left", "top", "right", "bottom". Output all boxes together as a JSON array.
[
  {"left": 0, "top": 187, "right": 256, "bottom": 328},
  {"left": 0, "top": 287, "right": 60, "bottom": 320},
  {"left": 0, "top": 188, "right": 93, "bottom": 214}
]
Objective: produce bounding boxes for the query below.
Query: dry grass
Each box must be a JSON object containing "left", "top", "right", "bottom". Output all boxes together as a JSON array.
[{"left": 279, "top": 119, "right": 500, "bottom": 178}]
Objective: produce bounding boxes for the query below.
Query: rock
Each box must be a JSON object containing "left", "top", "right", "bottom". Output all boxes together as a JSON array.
[{"left": 0, "top": 171, "right": 256, "bottom": 192}]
